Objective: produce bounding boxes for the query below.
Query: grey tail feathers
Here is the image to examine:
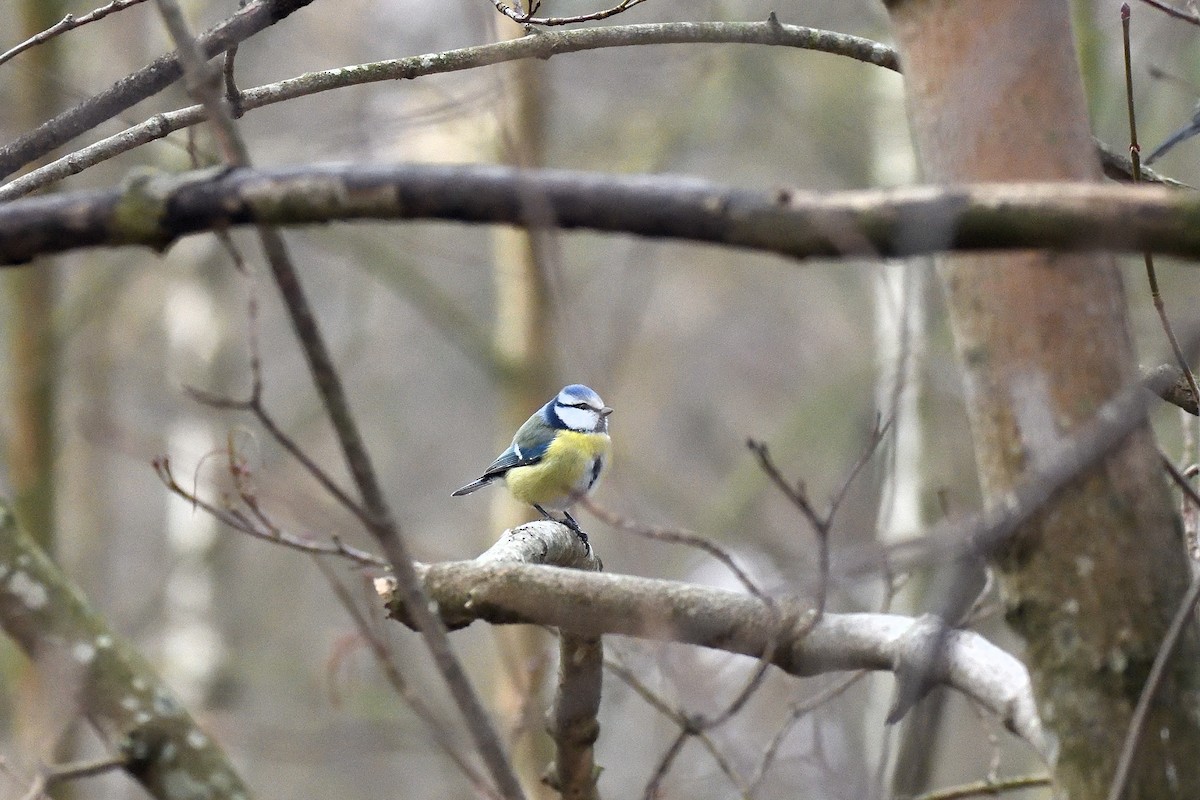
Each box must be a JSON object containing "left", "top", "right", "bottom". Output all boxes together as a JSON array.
[{"left": 451, "top": 477, "right": 492, "bottom": 497}]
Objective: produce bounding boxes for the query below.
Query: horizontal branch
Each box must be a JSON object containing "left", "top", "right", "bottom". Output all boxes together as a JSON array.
[
  {"left": 375, "top": 523, "right": 1049, "bottom": 761},
  {"left": 3, "top": 164, "right": 1200, "bottom": 266}
]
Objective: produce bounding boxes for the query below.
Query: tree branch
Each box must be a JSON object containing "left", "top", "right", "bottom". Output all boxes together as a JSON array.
[
  {"left": 374, "top": 526, "right": 1050, "bottom": 762},
  {"left": 0, "top": 502, "right": 253, "bottom": 800},
  {"left": 454, "top": 522, "right": 603, "bottom": 798},
  {"left": 0, "top": 0, "right": 152, "bottom": 69},
  {"left": 6, "top": 166, "right": 1200, "bottom": 266},
  {"left": 0, "top": 19, "right": 898, "bottom": 201},
  {"left": 0, "top": 0, "right": 317, "bottom": 180},
  {"left": 151, "top": 3, "right": 527, "bottom": 796}
]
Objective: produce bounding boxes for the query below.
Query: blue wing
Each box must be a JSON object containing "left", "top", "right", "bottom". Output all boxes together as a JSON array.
[
  {"left": 483, "top": 413, "right": 554, "bottom": 476},
  {"left": 451, "top": 410, "right": 554, "bottom": 496}
]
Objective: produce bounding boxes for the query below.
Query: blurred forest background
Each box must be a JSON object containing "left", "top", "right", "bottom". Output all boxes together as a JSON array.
[{"left": 1, "top": 0, "right": 1200, "bottom": 798}]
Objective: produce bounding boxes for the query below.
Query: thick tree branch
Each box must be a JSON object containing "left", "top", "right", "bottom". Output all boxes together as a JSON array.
[
  {"left": 0, "top": 502, "right": 253, "bottom": 800},
  {"left": 375, "top": 552, "right": 1049, "bottom": 762},
  {"left": 0, "top": 0, "right": 317, "bottom": 180},
  {"left": 4, "top": 165, "right": 1200, "bottom": 266}
]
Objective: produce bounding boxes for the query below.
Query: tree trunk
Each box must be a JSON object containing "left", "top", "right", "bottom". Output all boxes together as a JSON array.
[{"left": 882, "top": 1, "right": 1200, "bottom": 797}]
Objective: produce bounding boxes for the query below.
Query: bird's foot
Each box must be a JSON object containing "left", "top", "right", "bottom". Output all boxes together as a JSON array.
[
  {"left": 533, "top": 504, "right": 591, "bottom": 552},
  {"left": 562, "top": 511, "right": 590, "bottom": 551}
]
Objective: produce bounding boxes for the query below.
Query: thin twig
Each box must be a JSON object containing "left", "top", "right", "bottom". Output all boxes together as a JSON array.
[
  {"left": 0, "top": 0, "right": 316, "bottom": 180},
  {"left": 1121, "top": 4, "right": 1200, "bottom": 413},
  {"left": 747, "top": 439, "right": 834, "bottom": 616},
  {"left": 908, "top": 774, "right": 1052, "bottom": 800},
  {"left": 0, "top": 20, "right": 899, "bottom": 201},
  {"left": 642, "top": 728, "right": 691, "bottom": 800},
  {"left": 582, "top": 499, "right": 765, "bottom": 599},
  {"left": 183, "top": 297, "right": 371, "bottom": 529},
  {"left": 604, "top": 655, "right": 752, "bottom": 798},
  {"left": 152, "top": 455, "right": 388, "bottom": 567},
  {"left": 310, "top": 557, "right": 501, "bottom": 800},
  {"left": 153, "top": 3, "right": 525, "bottom": 797},
  {"left": 1106, "top": 460, "right": 1200, "bottom": 800},
  {"left": 491, "top": 0, "right": 649, "bottom": 26},
  {"left": 0, "top": 0, "right": 152, "bottom": 68},
  {"left": 1139, "top": 0, "right": 1200, "bottom": 24},
  {"left": 747, "top": 671, "right": 867, "bottom": 793}
]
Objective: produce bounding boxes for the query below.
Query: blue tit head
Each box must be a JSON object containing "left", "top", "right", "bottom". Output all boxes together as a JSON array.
[{"left": 545, "top": 384, "right": 612, "bottom": 434}]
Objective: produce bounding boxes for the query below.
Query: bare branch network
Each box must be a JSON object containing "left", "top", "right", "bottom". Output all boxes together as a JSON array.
[
  {"left": 3, "top": 165, "right": 1200, "bottom": 266},
  {"left": 0, "top": 20, "right": 897, "bottom": 201}
]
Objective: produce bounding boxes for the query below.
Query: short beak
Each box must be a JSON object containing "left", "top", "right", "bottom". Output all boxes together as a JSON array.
[{"left": 600, "top": 406, "right": 614, "bottom": 417}]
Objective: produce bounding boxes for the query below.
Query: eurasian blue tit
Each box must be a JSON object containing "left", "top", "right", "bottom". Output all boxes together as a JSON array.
[{"left": 452, "top": 384, "right": 612, "bottom": 543}]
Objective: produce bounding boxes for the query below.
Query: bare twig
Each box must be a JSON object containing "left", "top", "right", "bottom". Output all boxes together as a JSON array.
[
  {"left": 1107, "top": 460, "right": 1200, "bottom": 800},
  {"left": 0, "top": 20, "right": 898, "bottom": 201},
  {"left": 602, "top": 656, "right": 751, "bottom": 797},
  {"left": 491, "top": 0, "right": 650, "bottom": 26},
  {"left": 310, "top": 557, "right": 501, "bottom": 800},
  {"left": 747, "top": 414, "right": 893, "bottom": 618},
  {"left": 642, "top": 728, "right": 690, "bottom": 800},
  {"left": 582, "top": 499, "right": 765, "bottom": 599},
  {"left": 1121, "top": 5, "right": 1200, "bottom": 414},
  {"left": 580, "top": 502, "right": 780, "bottom": 772},
  {"left": 0, "top": 0, "right": 317, "bottom": 180},
  {"left": 748, "top": 671, "right": 867, "bottom": 793},
  {"left": 153, "top": 5, "right": 525, "bottom": 794},
  {"left": 1139, "top": 0, "right": 1200, "bottom": 24},
  {"left": 909, "top": 774, "right": 1052, "bottom": 800},
  {"left": 152, "top": 455, "right": 388, "bottom": 567},
  {"left": 183, "top": 297, "right": 371, "bottom": 528},
  {"left": 0, "top": 0, "right": 151, "bottom": 68}
]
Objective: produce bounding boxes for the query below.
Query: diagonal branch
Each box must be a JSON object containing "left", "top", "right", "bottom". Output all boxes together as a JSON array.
[
  {"left": 0, "top": 502, "right": 254, "bottom": 800},
  {"left": 0, "top": 0, "right": 317, "bottom": 180},
  {"left": 0, "top": 0, "right": 152, "bottom": 68},
  {"left": 152, "top": 3, "right": 526, "bottom": 797}
]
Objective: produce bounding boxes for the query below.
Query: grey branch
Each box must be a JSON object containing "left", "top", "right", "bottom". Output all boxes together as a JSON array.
[
  {"left": 4, "top": 165, "right": 1200, "bottom": 266},
  {"left": 375, "top": 523, "right": 1049, "bottom": 762},
  {"left": 0, "top": 20, "right": 897, "bottom": 201},
  {"left": 0, "top": 502, "right": 253, "bottom": 800},
  {"left": 0, "top": 0, "right": 318, "bottom": 180}
]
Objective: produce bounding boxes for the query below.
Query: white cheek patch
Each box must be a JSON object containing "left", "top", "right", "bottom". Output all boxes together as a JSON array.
[{"left": 556, "top": 405, "right": 598, "bottom": 431}]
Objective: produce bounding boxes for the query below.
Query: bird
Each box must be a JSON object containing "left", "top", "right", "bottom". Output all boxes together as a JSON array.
[{"left": 452, "top": 384, "right": 612, "bottom": 545}]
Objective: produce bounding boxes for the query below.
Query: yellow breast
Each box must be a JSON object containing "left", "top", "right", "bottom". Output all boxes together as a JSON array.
[{"left": 505, "top": 431, "right": 610, "bottom": 511}]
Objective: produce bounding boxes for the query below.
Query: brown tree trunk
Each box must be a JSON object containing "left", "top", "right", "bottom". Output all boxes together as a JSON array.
[{"left": 883, "top": 1, "right": 1200, "bottom": 798}]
